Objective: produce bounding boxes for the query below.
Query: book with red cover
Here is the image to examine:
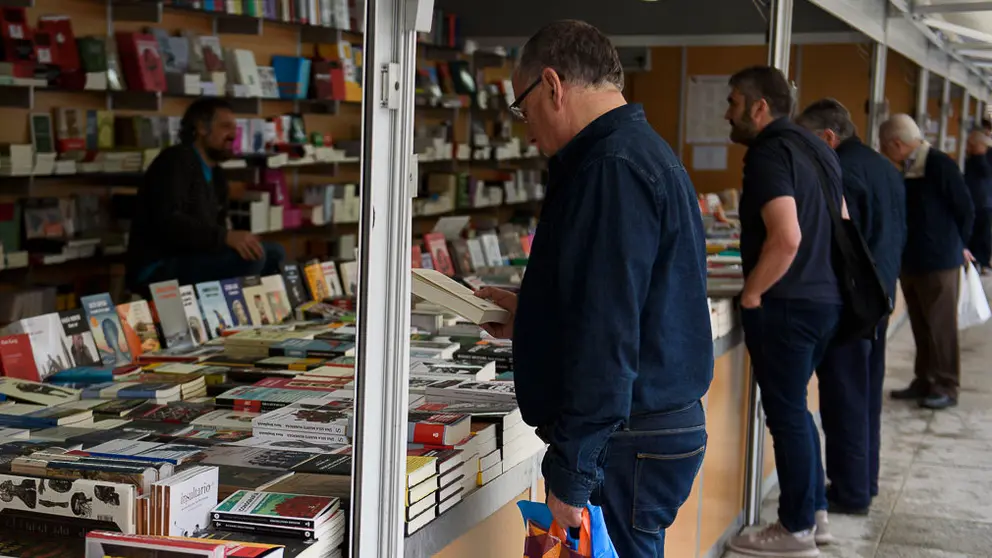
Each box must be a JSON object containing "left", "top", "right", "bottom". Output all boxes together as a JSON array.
[
  {"left": 114, "top": 32, "right": 166, "bottom": 92},
  {"left": 424, "top": 232, "right": 455, "bottom": 276},
  {"left": 412, "top": 244, "right": 423, "bottom": 269},
  {"left": 0, "top": 334, "right": 39, "bottom": 382},
  {"left": 252, "top": 376, "right": 351, "bottom": 392},
  {"left": 37, "top": 16, "right": 80, "bottom": 71},
  {"left": 408, "top": 411, "right": 470, "bottom": 446}
]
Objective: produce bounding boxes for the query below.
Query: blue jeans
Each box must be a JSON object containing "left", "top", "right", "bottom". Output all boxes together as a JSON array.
[
  {"left": 742, "top": 298, "right": 841, "bottom": 533},
  {"left": 818, "top": 317, "right": 889, "bottom": 508},
  {"left": 137, "top": 243, "right": 286, "bottom": 289},
  {"left": 590, "top": 401, "right": 706, "bottom": 557}
]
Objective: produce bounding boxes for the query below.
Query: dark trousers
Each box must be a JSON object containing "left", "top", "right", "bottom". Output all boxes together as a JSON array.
[
  {"left": 742, "top": 298, "right": 842, "bottom": 533},
  {"left": 591, "top": 401, "right": 706, "bottom": 557},
  {"left": 817, "top": 316, "right": 889, "bottom": 509},
  {"left": 968, "top": 208, "right": 992, "bottom": 269},
  {"left": 901, "top": 269, "right": 961, "bottom": 398},
  {"left": 137, "top": 243, "right": 287, "bottom": 292}
]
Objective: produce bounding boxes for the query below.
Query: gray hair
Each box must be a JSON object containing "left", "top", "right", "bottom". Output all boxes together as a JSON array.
[
  {"left": 879, "top": 113, "right": 923, "bottom": 143},
  {"left": 795, "top": 98, "right": 857, "bottom": 141},
  {"left": 517, "top": 20, "right": 624, "bottom": 91}
]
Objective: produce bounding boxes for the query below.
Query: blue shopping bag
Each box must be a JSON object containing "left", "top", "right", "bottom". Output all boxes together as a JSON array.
[{"left": 518, "top": 500, "right": 619, "bottom": 558}]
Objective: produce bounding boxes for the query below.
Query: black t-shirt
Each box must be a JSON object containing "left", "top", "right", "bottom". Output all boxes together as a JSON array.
[{"left": 739, "top": 118, "right": 842, "bottom": 303}]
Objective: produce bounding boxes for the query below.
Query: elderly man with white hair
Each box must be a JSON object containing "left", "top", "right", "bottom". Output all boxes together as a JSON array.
[{"left": 880, "top": 114, "right": 975, "bottom": 410}]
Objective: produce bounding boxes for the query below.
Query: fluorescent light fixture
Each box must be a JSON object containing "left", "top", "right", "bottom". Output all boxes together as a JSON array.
[
  {"left": 922, "top": 17, "right": 992, "bottom": 44},
  {"left": 974, "top": 61, "right": 992, "bottom": 68}
]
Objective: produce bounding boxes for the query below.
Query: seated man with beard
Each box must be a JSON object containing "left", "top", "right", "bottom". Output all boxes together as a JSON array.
[{"left": 125, "top": 98, "right": 284, "bottom": 293}]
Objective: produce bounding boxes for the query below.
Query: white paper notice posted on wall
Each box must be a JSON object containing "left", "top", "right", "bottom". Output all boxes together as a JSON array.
[{"left": 686, "top": 75, "right": 732, "bottom": 145}]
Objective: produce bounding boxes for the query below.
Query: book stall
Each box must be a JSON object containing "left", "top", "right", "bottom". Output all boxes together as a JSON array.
[{"left": 0, "top": 0, "right": 963, "bottom": 554}]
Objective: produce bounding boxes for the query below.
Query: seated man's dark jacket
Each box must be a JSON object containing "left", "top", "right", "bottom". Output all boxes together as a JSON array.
[
  {"left": 965, "top": 154, "right": 992, "bottom": 212},
  {"left": 126, "top": 144, "right": 229, "bottom": 286},
  {"left": 739, "top": 118, "right": 842, "bottom": 302},
  {"left": 835, "top": 136, "right": 907, "bottom": 303},
  {"left": 902, "top": 146, "right": 974, "bottom": 274},
  {"left": 513, "top": 104, "right": 713, "bottom": 507}
]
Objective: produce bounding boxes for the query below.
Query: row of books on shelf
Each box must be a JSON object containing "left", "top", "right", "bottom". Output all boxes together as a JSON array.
[
  {"left": 167, "top": 0, "right": 365, "bottom": 32},
  {"left": 8, "top": 109, "right": 355, "bottom": 176},
  {"left": 0, "top": 8, "right": 364, "bottom": 103},
  {"left": 0, "top": 264, "right": 543, "bottom": 551},
  {"left": 167, "top": 1, "right": 465, "bottom": 49},
  {"left": 415, "top": 166, "right": 546, "bottom": 217}
]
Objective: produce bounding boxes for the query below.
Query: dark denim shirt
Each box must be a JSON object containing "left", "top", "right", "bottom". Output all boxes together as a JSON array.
[
  {"left": 903, "top": 147, "right": 975, "bottom": 274},
  {"left": 739, "top": 118, "right": 843, "bottom": 302},
  {"left": 835, "top": 137, "right": 907, "bottom": 301},
  {"left": 513, "top": 104, "right": 714, "bottom": 507}
]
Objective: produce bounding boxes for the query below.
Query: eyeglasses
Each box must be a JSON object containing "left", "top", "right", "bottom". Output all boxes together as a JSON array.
[{"left": 508, "top": 77, "right": 542, "bottom": 122}]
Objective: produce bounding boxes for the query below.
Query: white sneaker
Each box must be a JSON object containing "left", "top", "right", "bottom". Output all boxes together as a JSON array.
[
  {"left": 728, "top": 522, "right": 820, "bottom": 557},
  {"left": 814, "top": 510, "right": 835, "bottom": 546}
]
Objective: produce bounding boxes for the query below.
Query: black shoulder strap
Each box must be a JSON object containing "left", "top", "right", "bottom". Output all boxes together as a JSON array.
[{"left": 772, "top": 128, "right": 845, "bottom": 232}]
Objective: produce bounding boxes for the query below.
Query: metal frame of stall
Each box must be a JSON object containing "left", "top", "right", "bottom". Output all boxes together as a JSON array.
[{"left": 346, "top": 0, "right": 992, "bottom": 556}]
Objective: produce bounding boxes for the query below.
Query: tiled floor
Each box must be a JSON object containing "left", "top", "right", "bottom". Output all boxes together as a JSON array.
[{"left": 725, "top": 280, "right": 992, "bottom": 558}]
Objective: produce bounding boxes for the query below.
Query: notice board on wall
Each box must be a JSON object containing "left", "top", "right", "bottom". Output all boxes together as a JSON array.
[{"left": 685, "top": 75, "right": 732, "bottom": 144}]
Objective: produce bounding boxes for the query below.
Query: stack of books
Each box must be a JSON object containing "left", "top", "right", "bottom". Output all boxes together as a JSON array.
[{"left": 210, "top": 490, "right": 346, "bottom": 548}]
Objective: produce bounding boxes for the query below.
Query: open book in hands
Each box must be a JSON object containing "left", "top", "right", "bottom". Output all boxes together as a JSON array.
[{"left": 411, "top": 269, "right": 511, "bottom": 325}]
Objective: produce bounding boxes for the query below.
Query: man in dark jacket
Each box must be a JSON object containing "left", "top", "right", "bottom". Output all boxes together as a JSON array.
[
  {"left": 881, "top": 114, "right": 974, "bottom": 410},
  {"left": 725, "top": 67, "right": 843, "bottom": 557},
  {"left": 796, "top": 99, "right": 907, "bottom": 515},
  {"left": 965, "top": 129, "right": 992, "bottom": 272},
  {"left": 474, "top": 20, "right": 712, "bottom": 557},
  {"left": 126, "top": 98, "right": 284, "bottom": 293}
]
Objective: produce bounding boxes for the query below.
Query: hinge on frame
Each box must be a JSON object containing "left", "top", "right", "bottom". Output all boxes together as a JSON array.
[{"left": 380, "top": 63, "right": 400, "bottom": 109}]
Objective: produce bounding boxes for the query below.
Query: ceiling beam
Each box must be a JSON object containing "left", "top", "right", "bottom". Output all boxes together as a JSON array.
[
  {"left": 913, "top": 1, "right": 992, "bottom": 14},
  {"left": 951, "top": 42, "right": 992, "bottom": 51},
  {"left": 921, "top": 17, "right": 992, "bottom": 44}
]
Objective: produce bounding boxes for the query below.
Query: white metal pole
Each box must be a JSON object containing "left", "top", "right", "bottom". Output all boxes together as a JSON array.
[
  {"left": 351, "top": 0, "right": 424, "bottom": 556},
  {"left": 767, "top": 0, "right": 794, "bottom": 74},
  {"left": 916, "top": 67, "right": 930, "bottom": 131},
  {"left": 938, "top": 78, "right": 951, "bottom": 152},
  {"left": 867, "top": 42, "right": 887, "bottom": 151},
  {"left": 959, "top": 91, "right": 971, "bottom": 169}
]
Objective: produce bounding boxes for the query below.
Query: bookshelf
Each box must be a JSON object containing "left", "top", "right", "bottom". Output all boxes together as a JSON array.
[{"left": 0, "top": 0, "right": 544, "bottom": 314}]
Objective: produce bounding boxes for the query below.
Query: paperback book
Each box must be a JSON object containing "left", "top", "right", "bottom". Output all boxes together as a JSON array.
[
  {"left": 58, "top": 309, "right": 102, "bottom": 369},
  {"left": 195, "top": 281, "right": 236, "bottom": 339}
]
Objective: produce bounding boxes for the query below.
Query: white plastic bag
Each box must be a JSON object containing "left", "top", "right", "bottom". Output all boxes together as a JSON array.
[{"left": 958, "top": 263, "right": 991, "bottom": 330}]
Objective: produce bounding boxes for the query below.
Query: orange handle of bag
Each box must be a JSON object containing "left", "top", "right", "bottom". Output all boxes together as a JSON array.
[{"left": 549, "top": 509, "right": 592, "bottom": 556}]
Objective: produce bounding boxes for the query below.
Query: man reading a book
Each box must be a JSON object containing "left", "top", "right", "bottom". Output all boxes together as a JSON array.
[
  {"left": 475, "top": 20, "right": 713, "bottom": 557},
  {"left": 125, "top": 98, "right": 285, "bottom": 294}
]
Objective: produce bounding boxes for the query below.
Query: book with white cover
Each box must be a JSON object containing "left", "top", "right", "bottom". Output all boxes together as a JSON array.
[
  {"left": 180, "top": 286, "right": 208, "bottom": 346},
  {"left": 191, "top": 409, "right": 258, "bottom": 431},
  {"left": 320, "top": 261, "right": 344, "bottom": 298},
  {"left": 424, "top": 379, "right": 517, "bottom": 404},
  {"left": 0, "top": 473, "right": 136, "bottom": 533},
  {"left": 162, "top": 465, "right": 219, "bottom": 536},
  {"left": 252, "top": 399, "right": 352, "bottom": 437},
  {"left": 410, "top": 358, "right": 496, "bottom": 382},
  {"left": 0, "top": 377, "right": 80, "bottom": 406},
  {"left": 411, "top": 269, "right": 510, "bottom": 325},
  {"left": 261, "top": 275, "right": 292, "bottom": 324}
]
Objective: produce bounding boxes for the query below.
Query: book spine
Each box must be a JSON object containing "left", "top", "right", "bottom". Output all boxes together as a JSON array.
[
  {"left": 253, "top": 427, "right": 349, "bottom": 445},
  {"left": 211, "top": 518, "right": 318, "bottom": 540},
  {"left": 409, "top": 422, "right": 448, "bottom": 445},
  {"left": 252, "top": 416, "right": 348, "bottom": 436},
  {"left": 0, "top": 510, "right": 106, "bottom": 538},
  {"left": 211, "top": 509, "right": 317, "bottom": 530}
]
